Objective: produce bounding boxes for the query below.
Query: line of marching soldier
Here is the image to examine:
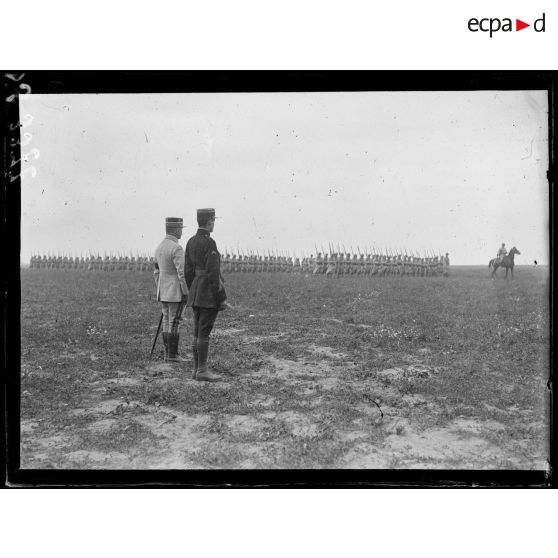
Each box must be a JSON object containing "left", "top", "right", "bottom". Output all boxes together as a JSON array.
[
  {"left": 29, "top": 254, "right": 156, "bottom": 272},
  {"left": 218, "top": 252, "right": 448, "bottom": 277},
  {"left": 30, "top": 251, "right": 449, "bottom": 277}
]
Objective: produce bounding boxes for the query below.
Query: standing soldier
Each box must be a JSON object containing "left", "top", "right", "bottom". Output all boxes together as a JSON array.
[
  {"left": 336, "top": 252, "right": 344, "bottom": 276},
  {"left": 250, "top": 254, "right": 257, "bottom": 273},
  {"left": 286, "top": 255, "right": 293, "bottom": 273},
  {"left": 184, "top": 208, "right": 227, "bottom": 382},
  {"left": 154, "top": 217, "right": 189, "bottom": 363},
  {"left": 443, "top": 252, "right": 450, "bottom": 277},
  {"left": 312, "top": 252, "right": 323, "bottom": 275},
  {"left": 364, "top": 253, "right": 372, "bottom": 277},
  {"left": 344, "top": 252, "right": 352, "bottom": 276},
  {"left": 396, "top": 254, "right": 404, "bottom": 276},
  {"left": 307, "top": 254, "right": 314, "bottom": 274},
  {"left": 351, "top": 253, "right": 359, "bottom": 275},
  {"left": 306, "top": 255, "right": 313, "bottom": 274},
  {"left": 358, "top": 253, "right": 365, "bottom": 275},
  {"left": 370, "top": 254, "right": 378, "bottom": 276},
  {"left": 325, "top": 252, "right": 337, "bottom": 279}
]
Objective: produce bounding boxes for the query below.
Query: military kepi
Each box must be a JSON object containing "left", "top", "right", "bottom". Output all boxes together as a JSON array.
[
  {"left": 165, "top": 217, "right": 183, "bottom": 227},
  {"left": 197, "top": 208, "right": 215, "bottom": 220}
]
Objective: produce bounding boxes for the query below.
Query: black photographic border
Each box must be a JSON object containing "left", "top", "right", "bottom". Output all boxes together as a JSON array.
[{"left": 2, "top": 71, "right": 555, "bottom": 487}]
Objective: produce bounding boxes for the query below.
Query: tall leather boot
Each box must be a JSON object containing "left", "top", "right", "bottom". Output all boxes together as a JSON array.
[
  {"left": 162, "top": 332, "right": 169, "bottom": 361},
  {"left": 167, "top": 333, "right": 179, "bottom": 362},
  {"left": 191, "top": 337, "right": 198, "bottom": 379},
  {"left": 175, "top": 333, "right": 188, "bottom": 362},
  {"left": 195, "top": 337, "right": 219, "bottom": 382},
  {"left": 167, "top": 333, "right": 187, "bottom": 363}
]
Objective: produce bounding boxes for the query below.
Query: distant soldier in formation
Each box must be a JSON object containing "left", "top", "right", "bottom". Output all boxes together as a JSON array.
[
  {"left": 306, "top": 254, "right": 313, "bottom": 274},
  {"left": 357, "top": 254, "right": 365, "bottom": 275},
  {"left": 325, "top": 253, "right": 338, "bottom": 279},
  {"left": 443, "top": 253, "right": 450, "bottom": 277},
  {"left": 336, "top": 253, "right": 344, "bottom": 276},
  {"left": 223, "top": 253, "right": 230, "bottom": 274},
  {"left": 313, "top": 253, "right": 323, "bottom": 275},
  {"left": 363, "top": 254, "right": 371, "bottom": 276},
  {"left": 351, "top": 253, "right": 358, "bottom": 275}
]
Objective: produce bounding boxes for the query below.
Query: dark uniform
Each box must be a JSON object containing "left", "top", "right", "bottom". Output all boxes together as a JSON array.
[
  {"left": 443, "top": 253, "right": 450, "bottom": 277},
  {"left": 184, "top": 208, "right": 227, "bottom": 382}
]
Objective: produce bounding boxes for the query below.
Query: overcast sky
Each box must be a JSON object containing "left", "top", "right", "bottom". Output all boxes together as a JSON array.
[{"left": 20, "top": 90, "right": 548, "bottom": 264}]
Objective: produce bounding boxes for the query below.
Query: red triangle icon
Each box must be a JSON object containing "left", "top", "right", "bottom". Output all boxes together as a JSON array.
[{"left": 516, "top": 19, "right": 530, "bottom": 31}]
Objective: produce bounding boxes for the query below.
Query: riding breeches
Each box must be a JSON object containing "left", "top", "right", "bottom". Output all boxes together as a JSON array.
[{"left": 161, "top": 301, "right": 185, "bottom": 334}]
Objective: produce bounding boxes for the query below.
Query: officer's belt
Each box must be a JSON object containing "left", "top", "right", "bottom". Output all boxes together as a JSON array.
[{"left": 195, "top": 268, "right": 208, "bottom": 276}]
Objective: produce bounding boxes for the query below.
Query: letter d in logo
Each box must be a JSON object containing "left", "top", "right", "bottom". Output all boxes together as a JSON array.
[{"left": 534, "top": 13, "right": 546, "bottom": 32}]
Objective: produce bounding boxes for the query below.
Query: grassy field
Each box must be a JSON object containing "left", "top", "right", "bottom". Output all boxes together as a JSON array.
[{"left": 19, "top": 265, "right": 550, "bottom": 469}]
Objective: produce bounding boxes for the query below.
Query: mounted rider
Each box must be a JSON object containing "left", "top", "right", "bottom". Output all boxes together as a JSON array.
[{"left": 496, "top": 243, "right": 507, "bottom": 264}]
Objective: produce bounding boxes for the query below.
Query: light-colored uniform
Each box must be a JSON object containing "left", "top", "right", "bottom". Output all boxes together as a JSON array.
[
  {"left": 443, "top": 254, "right": 450, "bottom": 277},
  {"left": 154, "top": 234, "right": 188, "bottom": 333}
]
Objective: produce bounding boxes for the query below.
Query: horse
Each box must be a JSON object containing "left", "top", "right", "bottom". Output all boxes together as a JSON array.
[{"left": 489, "top": 246, "right": 520, "bottom": 280}]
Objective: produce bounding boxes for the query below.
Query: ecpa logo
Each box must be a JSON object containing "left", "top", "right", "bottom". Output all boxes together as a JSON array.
[{"left": 468, "top": 13, "right": 546, "bottom": 37}]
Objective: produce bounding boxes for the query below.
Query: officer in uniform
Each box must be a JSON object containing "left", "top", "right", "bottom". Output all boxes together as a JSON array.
[
  {"left": 185, "top": 208, "right": 227, "bottom": 382},
  {"left": 443, "top": 252, "right": 450, "bottom": 277},
  {"left": 154, "top": 217, "right": 188, "bottom": 362}
]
